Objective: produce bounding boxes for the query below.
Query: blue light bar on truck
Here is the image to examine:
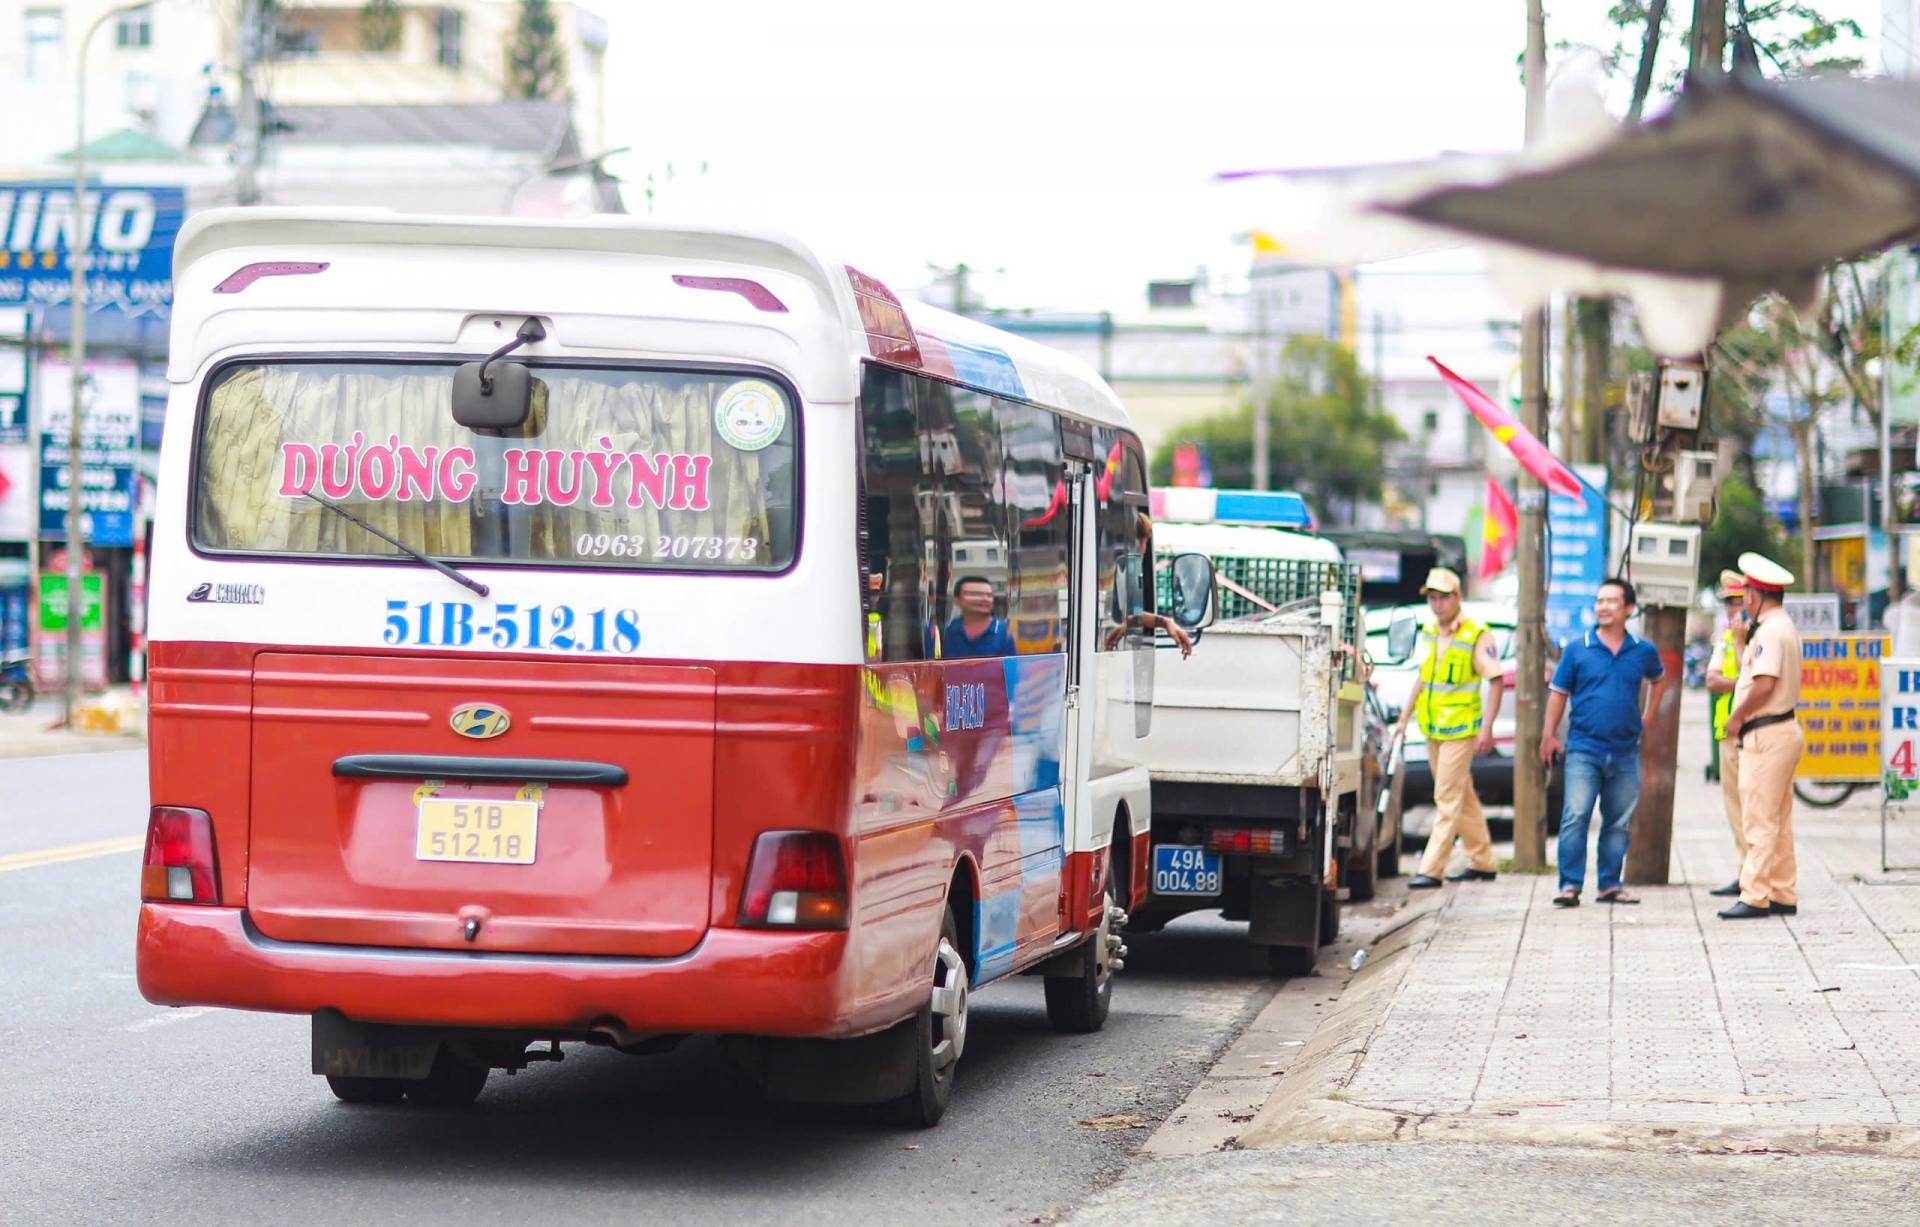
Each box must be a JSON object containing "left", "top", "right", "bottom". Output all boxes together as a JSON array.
[{"left": 1150, "top": 487, "right": 1314, "bottom": 529}]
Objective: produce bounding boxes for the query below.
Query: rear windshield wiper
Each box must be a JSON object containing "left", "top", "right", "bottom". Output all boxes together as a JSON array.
[{"left": 304, "top": 491, "right": 490, "bottom": 598}]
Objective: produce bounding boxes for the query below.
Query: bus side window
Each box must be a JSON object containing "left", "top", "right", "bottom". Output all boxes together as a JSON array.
[
  {"left": 998, "top": 399, "right": 1070, "bottom": 656},
  {"left": 859, "top": 365, "right": 929, "bottom": 662},
  {"left": 1095, "top": 435, "right": 1151, "bottom": 650}
]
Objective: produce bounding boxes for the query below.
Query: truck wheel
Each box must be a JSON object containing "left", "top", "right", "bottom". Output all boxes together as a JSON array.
[
  {"left": 401, "top": 1046, "right": 489, "bottom": 1107},
  {"left": 1346, "top": 847, "right": 1376, "bottom": 904},
  {"left": 888, "top": 906, "right": 968, "bottom": 1128},
  {"left": 1318, "top": 892, "right": 1341, "bottom": 946},
  {"left": 1267, "top": 943, "right": 1317, "bottom": 976},
  {"left": 325, "top": 1075, "right": 405, "bottom": 1105},
  {"left": 1045, "top": 865, "right": 1122, "bottom": 1034}
]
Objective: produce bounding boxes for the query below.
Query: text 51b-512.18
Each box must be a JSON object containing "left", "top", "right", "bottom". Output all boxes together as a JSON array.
[{"left": 383, "top": 600, "right": 642, "bottom": 653}]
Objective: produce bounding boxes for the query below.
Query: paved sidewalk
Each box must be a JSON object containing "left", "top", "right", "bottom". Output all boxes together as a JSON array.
[
  {"left": 1238, "top": 692, "right": 1920, "bottom": 1149},
  {"left": 0, "top": 695, "right": 144, "bottom": 759},
  {"left": 1062, "top": 693, "right": 1920, "bottom": 1223}
]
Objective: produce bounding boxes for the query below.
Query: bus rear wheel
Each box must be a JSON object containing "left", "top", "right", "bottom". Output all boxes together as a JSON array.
[
  {"left": 887, "top": 906, "right": 968, "bottom": 1128},
  {"left": 325, "top": 1075, "right": 405, "bottom": 1105},
  {"left": 1045, "top": 863, "right": 1122, "bottom": 1034}
]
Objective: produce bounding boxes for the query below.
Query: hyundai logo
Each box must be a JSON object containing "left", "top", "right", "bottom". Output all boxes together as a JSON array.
[{"left": 450, "top": 703, "right": 511, "bottom": 740}]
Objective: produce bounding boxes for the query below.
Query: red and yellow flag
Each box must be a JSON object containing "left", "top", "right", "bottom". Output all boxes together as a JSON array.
[
  {"left": 1481, "top": 476, "right": 1518, "bottom": 581},
  {"left": 1429, "top": 356, "right": 1585, "bottom": 509}
]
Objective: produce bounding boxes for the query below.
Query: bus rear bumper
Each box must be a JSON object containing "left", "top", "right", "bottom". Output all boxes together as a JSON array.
[{"left": 136, "top": 903, "right": 886, "bottom": 1039}]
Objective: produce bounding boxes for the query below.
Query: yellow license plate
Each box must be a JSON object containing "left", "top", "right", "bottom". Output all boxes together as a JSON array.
[{"left": 415, "top": 798, "right": 539, "bottom": 865}]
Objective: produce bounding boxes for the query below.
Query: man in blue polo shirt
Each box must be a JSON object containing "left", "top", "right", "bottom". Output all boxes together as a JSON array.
[
  {"left": 1539, "top": 577, "right": 1666, "bottom": 907},
  {"left": 939, "top": 576, "right": 1016, "bottom": 659}
]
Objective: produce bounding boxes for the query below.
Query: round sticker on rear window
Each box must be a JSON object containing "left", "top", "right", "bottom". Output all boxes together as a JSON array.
[{"left": 714, "top": 380, "right": 787, "bottom": 452}]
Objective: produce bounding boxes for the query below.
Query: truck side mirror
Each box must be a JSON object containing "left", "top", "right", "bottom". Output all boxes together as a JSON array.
[
  {"left": 1387, "top": 611, "right": 1419, "bottom": 662},
  {"left": 1167, "top": 553, "right": 1216, "bottom": 630}
]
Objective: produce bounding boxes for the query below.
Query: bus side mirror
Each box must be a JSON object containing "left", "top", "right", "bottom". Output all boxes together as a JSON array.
[
  {"left": 1387, "top": 612, "right": 1419, "bottom": 662},
  {"left": 1168, "top": 553, "right": 1216, "bottom": 631},
  {"left": 452, "top": 360, "right": 532, "bottom": 430}
]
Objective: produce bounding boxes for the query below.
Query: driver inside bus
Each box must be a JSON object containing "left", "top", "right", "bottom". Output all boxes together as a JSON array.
[
  {"left": 939, "top": 575, "right": 1017, "bottom": 659},
  {"left": 1105, "top": 512, "right": 1194, "bottom": 658}
]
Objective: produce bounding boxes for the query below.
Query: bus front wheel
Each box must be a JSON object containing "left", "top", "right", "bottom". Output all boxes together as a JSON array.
[{"left": 1045, "top": 860, "right": 1122, "bottom": 1034}]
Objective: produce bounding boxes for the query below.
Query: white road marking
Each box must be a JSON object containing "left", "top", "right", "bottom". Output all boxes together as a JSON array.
[
  {"left": 124, "top": 1008, "right": 207, "bottom": 1033},
  {"left": 0, "top": 835, "right": 143, "bottom": 874}
]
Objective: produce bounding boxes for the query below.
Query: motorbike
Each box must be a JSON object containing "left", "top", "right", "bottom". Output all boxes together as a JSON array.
[{"left": 0, "top": 650, "right": 34, "bottom": 713}]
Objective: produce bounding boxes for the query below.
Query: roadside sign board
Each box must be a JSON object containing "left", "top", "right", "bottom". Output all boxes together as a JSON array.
[
  {"left": 1546, "top": 464, "right": 1608, "bottom": 644},
  {"left": 1885, "top": 658, "right": 1920, "bottom": 800},
  {"left": 1799, "top": 634, "right": 1887, "bottom": 781},
  {"left": 1784, "top": 592, "right": 1842, "bottom": 636},
  {"left": 37, "top": 358, "right": 137, "bottom": 546},
  {"left": 0, "top": 184, "right": 181, "bottom": 317}
]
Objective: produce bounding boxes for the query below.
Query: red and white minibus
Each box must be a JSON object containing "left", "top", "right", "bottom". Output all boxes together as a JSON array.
[{"left": 136, "top": 210, "right": 1213, "bottom": 1125}]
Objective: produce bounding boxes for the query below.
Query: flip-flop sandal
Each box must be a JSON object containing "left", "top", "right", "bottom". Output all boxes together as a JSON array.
[
  {"left": 1597, "top": 889, "right": 1640, "bottom": 904},
  {"left": 1552, "top": 890, "right": 1580, "bottom": 908}
]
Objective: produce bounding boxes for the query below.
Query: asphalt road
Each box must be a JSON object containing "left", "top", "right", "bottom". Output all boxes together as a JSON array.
[{"left": 0, "top": 749, "right": 1284, "bottom": 1227}]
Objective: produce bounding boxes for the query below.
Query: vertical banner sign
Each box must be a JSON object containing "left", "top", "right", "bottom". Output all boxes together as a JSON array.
[
  {"left": 36, "top": 571, "right": 104, "bottom": 688},
  {"left": 0, "top": 184, "right": 180, "bottom": 316},
  {"left": 38, "top": 359, "right": 138, "bottom": 546},
  {"left": 1545, "top": 463, "right": 1608, "bottom": 644},
  {"left": 1885, "top": 658, "right": 1920, "bottom": 800},
  {"left": 1798, "top": 634, "right": 1888, "bottom": 782}
]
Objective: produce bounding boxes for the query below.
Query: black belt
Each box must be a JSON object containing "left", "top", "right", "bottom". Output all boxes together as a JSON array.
[{"left": 1740, "top": 711, "right": 1796, "bottom": 743}]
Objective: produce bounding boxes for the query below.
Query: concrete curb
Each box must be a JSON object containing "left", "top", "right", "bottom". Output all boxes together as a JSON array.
[
  {"left": 1234, "top": 890, "right": 1448, "bottom": 1148},
  {"left": 0, "top": 735, "right": 145, "bottom": 760}
]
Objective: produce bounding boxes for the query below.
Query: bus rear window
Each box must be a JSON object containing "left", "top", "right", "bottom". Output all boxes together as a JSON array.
[{"left": 193, "top": 362, "right": 797, "bottom": 571}]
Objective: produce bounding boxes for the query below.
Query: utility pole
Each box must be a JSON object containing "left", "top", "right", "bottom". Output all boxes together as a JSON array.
[
  {"left": 1252, "top": 287, "right": 1270, "bottom": 490},
  {"left": 1511, "top": 0, "right": 1551, "bottom": 871},
  {"left": 1625, "top": 0, "right": 1726, "bottom": 886},
  {"left": 235, "top": 0, "right": 265, "bottom": 205}
]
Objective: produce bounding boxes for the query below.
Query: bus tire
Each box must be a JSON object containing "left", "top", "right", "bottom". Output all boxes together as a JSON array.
[
  {"left": 401, "top": 1046, "right": 489, "bottom": 1108},
  {"left": 1044, "top": 861, "right": 1121, "bottom": 1034},
  {"left": 325, "top": 1075, "right": 405, "bottom": 1105},
  {"left": 887, "top": 906, "right": 968, "bottom": 1128}
]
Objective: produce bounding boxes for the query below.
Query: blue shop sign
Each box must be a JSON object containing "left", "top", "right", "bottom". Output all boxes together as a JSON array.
[
  {"left": 1546, "top": 466, "right": 1610, "bottom": 645},
  {"left": 0, "top": 183, "right": 181, "bottom": 317}
]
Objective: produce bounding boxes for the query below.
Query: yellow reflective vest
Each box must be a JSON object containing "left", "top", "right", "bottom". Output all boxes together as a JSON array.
[
  {"left": 1711, "top": 627, "right": 1740, "bottom": 740},
  {"left": 1416, "top": 617, "right": 1487, "bottom": 742}
]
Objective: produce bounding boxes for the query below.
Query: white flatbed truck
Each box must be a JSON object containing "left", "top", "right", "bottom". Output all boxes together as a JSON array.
[{"left": 1137, "top": 504, "right": 1384, "bottom": 975}]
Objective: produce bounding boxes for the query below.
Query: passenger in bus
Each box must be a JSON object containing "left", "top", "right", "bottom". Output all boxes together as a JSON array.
[
  {"left": 940, "top": 576, "right": 1018, "bottom": 659},
  {"left": 1105, "top": 513, "right": 1194, "bottom": 658}
]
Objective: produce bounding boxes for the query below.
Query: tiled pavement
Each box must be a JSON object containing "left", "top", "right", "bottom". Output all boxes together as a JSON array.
[{"left": 1335, "top": 692, "right": 1920, "bottom": 1130}]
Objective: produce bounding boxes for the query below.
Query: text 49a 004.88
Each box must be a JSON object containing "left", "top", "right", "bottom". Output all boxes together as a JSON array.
[{"left": 383, "top": 600, "right": 642, "bottom": 653}]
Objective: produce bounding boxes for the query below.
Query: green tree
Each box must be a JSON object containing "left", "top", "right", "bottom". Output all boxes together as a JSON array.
[
  {"left": 359, "top": 0, "right": 401, "bottom": 53},
  {"left": 1701, "top": 472, "right": 1799, "bottom": 584},
  {"left": 508, "top": 0, "right": 569, "bottom": 101},
  {"left": 1151, "top": 336, "right": 1402, "bottom": 526}
]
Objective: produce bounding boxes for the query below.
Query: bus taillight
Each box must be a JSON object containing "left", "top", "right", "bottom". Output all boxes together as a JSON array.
[
  {"left": 738, "top": 831, "right": 848, "bottom": 930},
  {"left": 141, "top": 807, "right": 221, "bottom": 905}
]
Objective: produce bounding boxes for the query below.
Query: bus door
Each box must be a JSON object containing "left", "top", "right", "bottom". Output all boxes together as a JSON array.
[{"left": 1060, "top": 460, "right": 1097, "bottom": 874}]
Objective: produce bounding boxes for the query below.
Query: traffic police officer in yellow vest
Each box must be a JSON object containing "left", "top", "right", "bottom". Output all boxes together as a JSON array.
[
  {"left": 1706, "top": 569, "right": 1750, "bottom": 897},
  {"left": 1719, "top": 552, "right": 1804, "bottom": 920},
  {"left": 1397, "top": 567, "right": 1504, "bottom": 889}
]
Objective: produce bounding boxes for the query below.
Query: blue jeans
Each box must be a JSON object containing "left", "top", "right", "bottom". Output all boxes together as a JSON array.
[{"left": 1557, "top": 747, "right": 1640, "bottom": 894}]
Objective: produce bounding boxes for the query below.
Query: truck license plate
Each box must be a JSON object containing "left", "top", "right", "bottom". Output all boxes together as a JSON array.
[{"left": 1152, "top": 845, "right": 1222, "bottom": 896}]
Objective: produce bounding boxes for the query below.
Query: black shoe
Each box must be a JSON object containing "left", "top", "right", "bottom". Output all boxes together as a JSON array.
[
  {"left": 1446, "top": 868, "right": 1498, "bottom": 882},
  {"left": 1772, "top": 902, "right": 1798, "bottom": 916},
  {"left": 1718, "top": 901, "right": 1772, "bottom": 919},
  {"left": 1708, "top": 881, "right": 1742, "bottom": 897},
  {"left": 1407, "top": 875, "right": 1443, "bottom": 890}
]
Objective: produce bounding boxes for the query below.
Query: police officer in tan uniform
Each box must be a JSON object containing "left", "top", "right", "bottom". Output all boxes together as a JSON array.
[
  {"left": 1719, "top": 552, "right": 1804, "bottom": 920},
  {"left": 1706, "top": 569, "right": 1750, "bottom": 897}
]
